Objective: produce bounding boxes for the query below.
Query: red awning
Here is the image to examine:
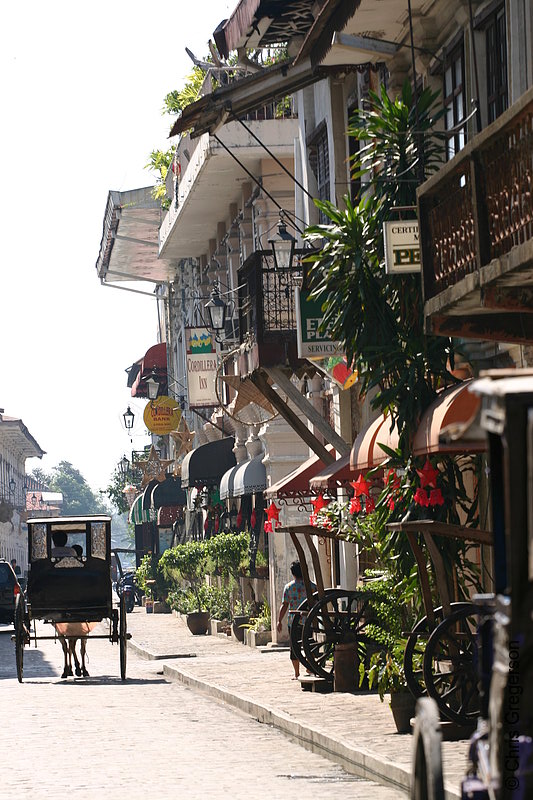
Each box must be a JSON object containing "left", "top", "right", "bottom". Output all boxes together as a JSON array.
[
  {"left": 412, "top": 380, "right": 484, "bottom": 456},
  {"left": 309, "top": 453, "right": 355, "bottom": 490},
  {"left": 350, "top": 415, "right": 399, "bottom": 472},
  {"left": 130, "top": 342, "right": 167, "bottom": 398},
  {"left": 265, "top": 446, "right": 335, "bottom": 501}
]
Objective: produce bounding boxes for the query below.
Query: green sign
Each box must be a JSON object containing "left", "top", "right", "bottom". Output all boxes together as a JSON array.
[{"left": 295, "top": 288, "right": 342, "bottom": 360}]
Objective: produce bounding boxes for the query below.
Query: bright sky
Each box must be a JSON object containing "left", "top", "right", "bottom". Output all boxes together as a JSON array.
[{"left": 0, "top": 0, "right": 233, "bottom": 493}]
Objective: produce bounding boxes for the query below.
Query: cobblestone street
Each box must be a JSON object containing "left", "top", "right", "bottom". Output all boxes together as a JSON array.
[{"left": 0, "top": 621, "right": 406, "bottom": 800}]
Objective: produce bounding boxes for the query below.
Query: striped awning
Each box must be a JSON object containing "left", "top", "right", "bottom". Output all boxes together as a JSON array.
[{"left": 128, "top": 494, "right": 151, "bottom": 525}]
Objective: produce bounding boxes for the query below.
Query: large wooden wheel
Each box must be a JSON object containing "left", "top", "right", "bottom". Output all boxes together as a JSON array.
[
  {"left": 404, "top": 602, "right": 476, "bottom": 699},
  {"left": 14, "top": 594, "right": 27, "bottom": 683},
  {"left": 119, "top": 595, "right": 127, "bottom": 681},
  {"left": 411, "top": 698, "right": 445, "bottom": 800},
  {"left": 423, "top": 604, "right": 479, "bottom": 726},
  {"left": 301, "top": 589, "right": 373, "bottom": 681}
]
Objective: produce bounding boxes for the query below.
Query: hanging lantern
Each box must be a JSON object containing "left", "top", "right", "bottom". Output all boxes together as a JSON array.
[
  {"left": 311, "top": 494, "right": 328, "bottom": 513},
  {"left": 350, "top": 473, "right": 371, "bottom": 498},
  {"left": 416, "top": 459, "right": 440, "bottom": 489},
  {"left": 236, "top": 509, "right": 243, "bottom": 529},
  {"left": 250, "top": 509, "right": 257, "bottom": 529},
  {"left": 266, "top": 502, "right": 280, "bottom": 526}
]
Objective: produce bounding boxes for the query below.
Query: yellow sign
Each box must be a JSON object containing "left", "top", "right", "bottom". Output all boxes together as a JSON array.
[{"left": 143, "top": 396, "right": 181, "bottom": 434}]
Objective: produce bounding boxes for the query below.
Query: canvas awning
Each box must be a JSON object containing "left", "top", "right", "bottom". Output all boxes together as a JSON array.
[
  {"left": 142, "top": 480, "right": 159, "bottom": 511},
  {"left": 265, "top": 446, "right": 335, "bottom": 501},
  {"left": 309, "top": 452, "right": 354, "bottom": 490},
  {"left": 412, "top": 381, "right": 484, "bottom": 456},
  {"left": 151, "top": 476, "right": 186, "bottom": 508},
  {"left": 181, "top": 437, "right": 236, "bottom": 488},
  {"left": 129, "top": 342, "right": 168, "bottom": 399},
  {"left": 220, "top": 463, "right": 240, "bottom": 500},
  {"left": 233, "top": 456, "right": 267, "bottom": 497},
  {"left": 350, "top": 415, "right": 399, "bottom": 471},
  {"left": 128, "top": 494, "right": 151, "bottom": 525}
]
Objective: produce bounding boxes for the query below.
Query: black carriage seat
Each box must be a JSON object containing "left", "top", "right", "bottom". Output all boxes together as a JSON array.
[{"left": 27, "top": 556, "right": 112, "bottom": 620}]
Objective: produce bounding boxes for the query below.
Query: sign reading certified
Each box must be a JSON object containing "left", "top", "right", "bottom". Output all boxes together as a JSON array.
[
  {"left": 143, "top": 396, "right": 181, "bottom": 434},
  {"left": 383, "top": 220, "right": 420, "bottom": 273},
  {"left": 185, "top": 327, "right": 218, "bottom": 408}
]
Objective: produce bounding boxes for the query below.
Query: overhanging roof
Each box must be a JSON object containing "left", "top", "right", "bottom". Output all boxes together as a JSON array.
[
  {"left": 0, "top": 416, "right": 45, "bottom": 459},
  {"left": 233, "top": 456, "right": 267, "bottom": 497},
  {"left": 95, "top": 186, "right": 175, "bottom": 284},
  {"left": 309, "top": 453, "right": 354, "bottom": 491},
  {"left": 412, "top": 381, "right": 484, "bottom": 457},
  {"left": 350, "top": 415, "right": 399, "bottom": 472},
  {"left": 151, "top": 476, "right": 186, "bottom": 508},
  {"left": 265, "top": 446, "right": 335, "bottom": 500}
]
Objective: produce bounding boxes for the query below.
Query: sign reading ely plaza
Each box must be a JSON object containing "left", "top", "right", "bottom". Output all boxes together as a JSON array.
[
  {"left": 143, "top": 396, "right": 181, "bottom": 434},
  {"left": 185, "top": 327, "right": 218, "bottom": 408}
]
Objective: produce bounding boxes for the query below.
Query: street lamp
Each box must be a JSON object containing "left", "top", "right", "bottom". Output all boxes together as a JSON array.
[
  {"left": 205, "top": 282, "right": 227, "bottom": 333},
  {"left": 123, "top": 406, "right": 135, "bottom": 433},
  {"left": 118, "top": 455, "right": 130, "bottom": 480},
  {"left": 145, "top": 371, "right": 160, "bottom": 400},
  {"left": 269, "top": 217, "right": 296, "bottom": 271},
  {"left": 8, "top": 478, "right": 15, "bottom": 497}
]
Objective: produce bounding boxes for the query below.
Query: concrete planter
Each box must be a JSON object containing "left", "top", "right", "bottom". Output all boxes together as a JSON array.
[
  {"left": 153, "top": 601, "right": 170, "bottom": 614},
  {"left": 245, "top": 629, "right": 272, "bottom": 648}
]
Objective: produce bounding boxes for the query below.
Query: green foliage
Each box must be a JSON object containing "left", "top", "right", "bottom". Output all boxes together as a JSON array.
[
  {"left": 305, "top": 80, "right": 453, "bottom": 452},
  {"left": 167, "top": 584, "right": 232, "bottom": 620},
  {"left": 158, "top": 541, "right": 209, "bottom": 612},
  {"left": 104, "top": 465, "right": 130, "bottom": 514},
  {"left": 32, "top": 462, "right": 107, "bottom": 515},
  {"left": 244, "top": 601, "right": 271, "bottom": 632},
  {"left": 363, "top": 640, "right": 409, "bottom": 701},
  {"left": 144, "top": 148, "right": 174, "bottom": 210},
  {"left": 162, "top": 66, "right": 208, "bottom": 115},
  {"left": 136, "top": 553, "right": 155, "bottom": 596},
  {"left": 207, "top": 532, "right": 250, "bottom": 578}
]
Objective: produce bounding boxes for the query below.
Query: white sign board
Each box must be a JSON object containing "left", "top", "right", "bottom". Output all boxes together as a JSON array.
[
  {"left": 185, "top": 327, "right": 218, "bottom": 408},
  {"left": 383, "top": 220, "right": 420, "bottom": 273}
]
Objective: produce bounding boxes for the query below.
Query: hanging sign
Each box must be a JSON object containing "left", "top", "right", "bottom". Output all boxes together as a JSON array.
[
  {"left": 143, "top": 396, "right": 181, "bottom": 434},
  {"left": 383, "top": 220, "right": 420, "bottom": 273},
  {"left": 185, "top": 327, "right": 218, "bottom": 408},
  {"left": 295, "top": 288, "right": 342, "bottom": 359}
]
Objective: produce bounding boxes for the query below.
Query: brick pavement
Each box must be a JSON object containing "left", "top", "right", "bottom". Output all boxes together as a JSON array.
[
  {"left": 0, "top": 623, "right": 405, "bottom": 800},
  {"left": 126, "top": 609, "right": 472, "bottom": 800}
]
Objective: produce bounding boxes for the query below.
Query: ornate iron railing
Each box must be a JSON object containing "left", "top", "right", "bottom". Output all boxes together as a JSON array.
[{"left": 419, "top": 87, "right": 533, "bottom": 302}]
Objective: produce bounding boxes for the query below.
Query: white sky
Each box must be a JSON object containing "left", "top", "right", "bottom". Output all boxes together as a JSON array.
[{"left": 0, "top": 0, "right": 233, "bottom": 493}]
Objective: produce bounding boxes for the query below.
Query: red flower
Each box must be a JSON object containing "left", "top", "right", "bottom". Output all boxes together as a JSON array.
[
  {"left": 414, "top": 488, "right": 429, "bottom": 507},
  {"left": 264, "top": 521, "right": 272, "bottom": 533},
  {"left": 349, "top": 496, "right": 361, "bottom": 514},
  {"left": 383, "top": 469, "right": 400, "bottom": 490},
  {"left": 266, "top": 502, "right": 280, "bottom": 523},
  {"left": 365, "top": 496, "right": 375, "bottom": 514},
  {"left": 350, "top": 473, "right": 371, "bottom": 498},
  {"left": 429, "top": 488, "right": 445, "bottom": 506},
  {"left": 311, "top": 494, "right": 329, "bottom": 513},
  {"left": 387, "top": 496, "right": 395, "bottom": 511},
  {"left": 416, "top": 459, "right": 440, "bottom": 489},
  {"left": 309, "top": 513, "right": 318, "bottom": 527}
]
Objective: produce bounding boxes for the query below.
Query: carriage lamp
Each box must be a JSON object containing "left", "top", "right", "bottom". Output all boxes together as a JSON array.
[
  {"left": 145, "top": 368, "right": 160, "bottom": 400},
  {"left": 123, "top": 406, "right": 135, "bottom": 433},
  {"left": 205, "top": 282, "right": 227, "bottom": 332},
  {"left": 269, "top": 218, "right": 296, "bottom": 271},
  {"left": 8, "top": 477, "right": 15, "bottom": 496},
  {"left": 118, "top": 455, "right": 130, "bottom": 480}
]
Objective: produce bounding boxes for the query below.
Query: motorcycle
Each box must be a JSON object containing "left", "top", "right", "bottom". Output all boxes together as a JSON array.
[{"left": 116, "top": 572, "right": 137, "bottom": 613}]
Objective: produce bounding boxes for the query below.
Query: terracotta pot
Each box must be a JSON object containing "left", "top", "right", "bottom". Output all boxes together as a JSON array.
[
  {"left": 186, "top": 611, "right": 210, "bottom": 635},
  {"left": 389, "top": 691, "right": 416, "bottom": 733}
]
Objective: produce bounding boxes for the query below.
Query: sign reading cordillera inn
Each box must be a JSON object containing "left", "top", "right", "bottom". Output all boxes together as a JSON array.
[
  {"left": 383, "top": 220, "right": 420, "bottom": 273},
  {"left": 185, "top": 327, "right": 218, "bottom": 407}
]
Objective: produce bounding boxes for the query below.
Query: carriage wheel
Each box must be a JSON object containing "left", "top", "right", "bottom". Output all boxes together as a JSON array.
[
  {"left": 423, "top": 604, "right": 479, "bottom": 726},
  {"left": 404, "top": 602, "right": 477, "bottom": 699},
  {"left": 289, "top": 596, "right": 317, "bottom": 676},
  {"left": 410, "top": 697, "right": 445, "bottom": 800},
  {"left": 119, "top": 595, "right": 127, "bottom": 681},
  {"left": 301, "top": 589, "right": 373, "bottom": 681},
  {"left": 14, "top": 594, "right": 26, "bottom": 683}
]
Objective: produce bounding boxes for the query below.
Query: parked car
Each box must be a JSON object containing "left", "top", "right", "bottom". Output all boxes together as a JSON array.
[{"left": 0, "top": 559, "right": 23, "bottom": 624}]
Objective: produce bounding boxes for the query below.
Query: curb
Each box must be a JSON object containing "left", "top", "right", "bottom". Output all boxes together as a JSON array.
[{"left": 128, "top": 638, "right": 196, "bottom": 661}]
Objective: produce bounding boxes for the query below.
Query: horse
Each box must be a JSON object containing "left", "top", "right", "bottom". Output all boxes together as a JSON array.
[{"left": 54, "top": 621, "right": 97, "bottom": 678}]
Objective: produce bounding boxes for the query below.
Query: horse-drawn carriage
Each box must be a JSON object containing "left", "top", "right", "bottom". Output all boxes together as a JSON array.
[{"left": 14, "top": 515, "right": 129, "bottom": 682}]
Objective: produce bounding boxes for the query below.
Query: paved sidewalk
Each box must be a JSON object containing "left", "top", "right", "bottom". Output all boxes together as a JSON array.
[{"left": 127, "top": 609, "right": 471, "bottom": 799}]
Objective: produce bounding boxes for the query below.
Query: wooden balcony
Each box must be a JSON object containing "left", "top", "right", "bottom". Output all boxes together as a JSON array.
[
  {"left": 237, "top": 249, "right": 306, "bottom": 375},
  {"left": 419, "top": 87, "right": 533, "bottom": 344}
]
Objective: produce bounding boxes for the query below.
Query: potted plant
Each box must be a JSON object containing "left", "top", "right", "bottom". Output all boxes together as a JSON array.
[
  {"left": 207, "top": 532, "right": 251, "bottom": 641},
  {"left": 158, "top": 541, "right": 210, "bottom": 635},
  {"left": 362, "top": 641, "right": 416, "bottom": 733},
  {"left": 254, "top": 550, "right": 269, "bottom": 578}
]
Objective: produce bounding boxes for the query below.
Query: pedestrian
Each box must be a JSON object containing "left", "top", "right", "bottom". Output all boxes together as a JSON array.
[
  {"left": 277, "top": 560, "right": 316, "bottom": 679},
  {"left": 10, "top": 558, "right": 21, "bottom": 576}
]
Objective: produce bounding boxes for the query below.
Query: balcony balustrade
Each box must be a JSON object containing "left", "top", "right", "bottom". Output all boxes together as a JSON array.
[
  {"left": 419, "top": 86, "right": 533, "bottom": 342},
  {"left": 237, "top": 249, "right": 305, "bottom": 374}
]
